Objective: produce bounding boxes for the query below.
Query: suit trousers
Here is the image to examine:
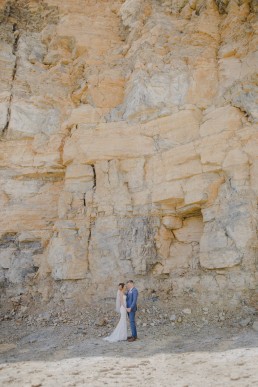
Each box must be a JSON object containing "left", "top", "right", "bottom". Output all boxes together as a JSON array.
[{"left": 128, "top": 311, "right": 137, "bottom": 338}]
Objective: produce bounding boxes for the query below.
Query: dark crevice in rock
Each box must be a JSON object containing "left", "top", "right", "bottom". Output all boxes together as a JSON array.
[
  {"left": 2, "top": 0, "right": 59, "bottom": 33},
  {"left": 86, "top": 164, "right": 97, "bottom": 259},
  {"left": 87, "top": 227, "right": 92, "bottom": 251},
  {"left": 0, "top": 232, "right": 17, "bottom": 248},
  {"left": 87, "top": 219, "right": 95, "bottom": 261},
  {"left": 2, "top": 22, "right": 19, "bottom": 137},
  {"left": 91, "top": 164, "right": 96, "bottom": 190},
  {"left": 215, "top": 0, "right": 229, "bottom": 14}
]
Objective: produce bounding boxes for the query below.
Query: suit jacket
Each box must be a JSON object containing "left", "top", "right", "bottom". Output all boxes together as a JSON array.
[{"left": 126, "top": 287, "right": 138, "bottom": 312}]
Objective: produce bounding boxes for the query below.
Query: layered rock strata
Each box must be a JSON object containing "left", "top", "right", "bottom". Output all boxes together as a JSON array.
[{"left": 0, "top": 0, "right": 257, "bottom": 310}]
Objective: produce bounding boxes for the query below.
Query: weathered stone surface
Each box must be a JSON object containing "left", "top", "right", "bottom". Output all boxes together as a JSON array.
[
  {"left": 48, "top": 224, "right": 89, "bottom": 280},
  {"left": 199, "top": 106, "right": 243, "bottom": 137},
  {"left": 252, "top": 321, "right": 258, "bottom": 332},
  {"left": 167, "top": 242, "right": 193, "bottom": 270},
  {"left": 0, "top": 0, "right": 257, "bottom": 310},
  {"left": 174, "top": 216, "right": 204, "bottom": 243},
  {"left": 63, "top": 124, "right": 155, "bottom": 164},
  {"left": 8, "top": 103, "right": 61, "bottom": 139},
  {"left": 162, "top": 216, "right": 182, "bottom": 230},
  {"left": 200, "top": 249, "right": 243, "bottom": 270}
]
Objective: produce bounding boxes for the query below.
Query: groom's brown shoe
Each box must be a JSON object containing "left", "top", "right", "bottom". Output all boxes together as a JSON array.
[
  {"left": 128, "top": 337, "right": 137, "bottom": 342},
  {"left": 127, "top": 336, "right": 132, "bottom": 339}
]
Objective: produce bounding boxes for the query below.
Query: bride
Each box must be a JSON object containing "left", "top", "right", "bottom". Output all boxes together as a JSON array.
[{"left": 103, "top": 283, "right": 127, "bottom": 342}]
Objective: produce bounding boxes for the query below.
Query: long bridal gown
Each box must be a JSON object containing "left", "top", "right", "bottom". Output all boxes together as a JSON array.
[{"left": 103, "top": 294, "right": 127, "bottom": 342}]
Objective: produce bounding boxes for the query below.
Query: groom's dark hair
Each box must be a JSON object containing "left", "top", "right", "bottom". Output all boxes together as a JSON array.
[{"left": 127, "top": 280, "right": 134, "bottom": 284}]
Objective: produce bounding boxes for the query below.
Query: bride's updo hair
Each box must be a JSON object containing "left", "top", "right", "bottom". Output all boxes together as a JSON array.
[{"left": 118, "top": 282, "right": 125, "bottom": 289}]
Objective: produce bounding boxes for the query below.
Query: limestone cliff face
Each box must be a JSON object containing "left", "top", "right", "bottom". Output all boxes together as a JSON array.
[{"left": 0, "top": 0, "right": 257, "bottom": 308}]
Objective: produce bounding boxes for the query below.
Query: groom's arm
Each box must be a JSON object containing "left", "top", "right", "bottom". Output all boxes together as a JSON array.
[{"left": 130, "top": 289, "right": 138, "bottom": 310}]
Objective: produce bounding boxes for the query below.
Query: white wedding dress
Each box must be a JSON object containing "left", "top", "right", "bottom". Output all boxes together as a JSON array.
[{"left": 103, "top": 293, "right": 127, "bottom": 342}]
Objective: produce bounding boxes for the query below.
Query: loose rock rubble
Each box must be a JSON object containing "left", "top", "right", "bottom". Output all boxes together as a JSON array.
[{"left": 1, "top": 293, "right": 258, "bottom": 345}]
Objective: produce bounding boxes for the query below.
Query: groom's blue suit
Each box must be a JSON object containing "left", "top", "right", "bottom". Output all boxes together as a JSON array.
[{"left": 126, "top": 287, "right": 138, "bottom": 338}]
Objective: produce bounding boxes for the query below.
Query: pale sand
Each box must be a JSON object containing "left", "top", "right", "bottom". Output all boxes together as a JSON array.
[{"left": 1, "top": 324, "right": 258, "bottom": 386}]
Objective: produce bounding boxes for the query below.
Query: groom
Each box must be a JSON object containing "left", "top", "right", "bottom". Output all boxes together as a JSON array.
[{"left": 126, "top": 280, "right": 138, "bottom": 342}]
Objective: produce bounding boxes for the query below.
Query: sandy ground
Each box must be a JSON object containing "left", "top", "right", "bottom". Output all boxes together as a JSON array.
[{"left": 1, "top": 321, "right": 258, "bottom": 387}]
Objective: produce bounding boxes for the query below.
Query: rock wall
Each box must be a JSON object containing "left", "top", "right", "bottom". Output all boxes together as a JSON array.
[{"left": 0, "top": 0, "right": 257, "bottom": 310}]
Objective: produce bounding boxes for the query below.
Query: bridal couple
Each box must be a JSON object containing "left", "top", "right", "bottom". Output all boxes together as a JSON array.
[{"left": 104, "top": 280, "right": 138, "bottom": 343}]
